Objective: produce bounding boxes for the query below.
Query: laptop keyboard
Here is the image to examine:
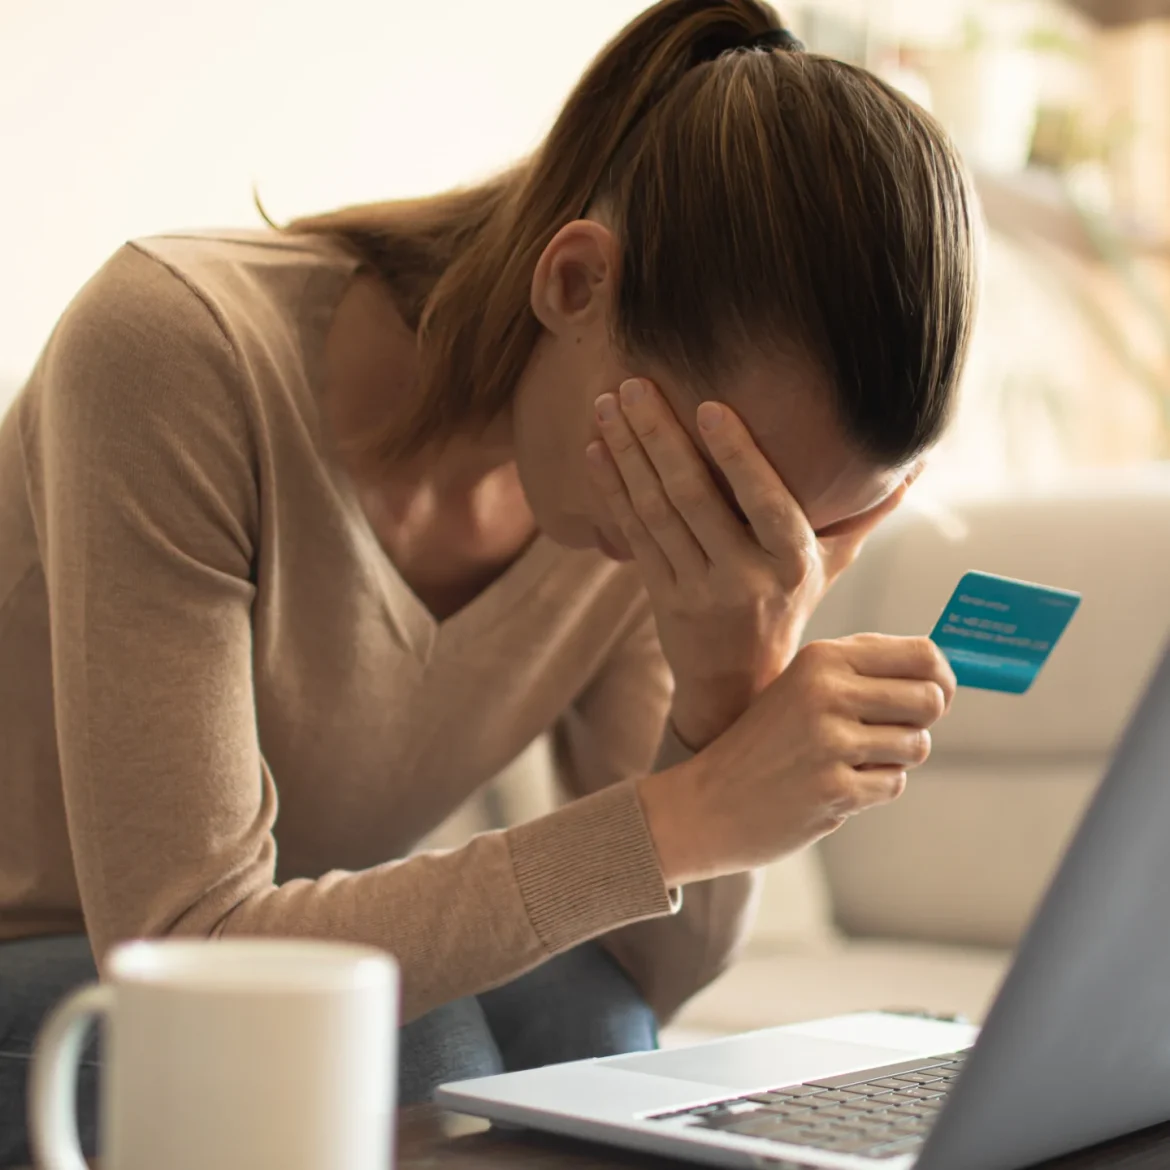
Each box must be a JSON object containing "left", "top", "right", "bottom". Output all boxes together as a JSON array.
[{"left": 648, "top": 1049, "right": 970, "bottom": 1161}]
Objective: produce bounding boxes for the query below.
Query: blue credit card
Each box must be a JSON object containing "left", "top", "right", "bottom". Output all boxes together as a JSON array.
[{"left": 930, "top": 571, "right": 1081, "bottom": 694}]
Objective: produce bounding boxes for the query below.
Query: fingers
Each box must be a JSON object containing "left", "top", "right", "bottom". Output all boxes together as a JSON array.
[
  {"left": 696, "top": 400, "right": 818, "bottom": 581},
  {"left": 850, "top": 724, "right": 932, "bottom": 768},
  {"left": 593, "top": 390, "right": 708, "bottom": 579},
  {"left": 610, "top": 380, "right": 752, "bottom": 561},
  {"left": 821, "top": 763, "right": 909, "bottom": 821},
  {"left": 584, "top": 441, "right": 674, "bottom": 588},
  {"left": 850, "top": 767, "right": 909, "bottom": 808},
  {"left": 846, "top": 677, "right": 949, "bottom": 728},
  {"left": 837, "top": 635, "right": 958, "bottom": 712}
]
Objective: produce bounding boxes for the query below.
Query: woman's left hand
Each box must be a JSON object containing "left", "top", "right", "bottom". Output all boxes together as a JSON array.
[{"left": 587, "top": 378, "right": 918, "bottom": 751}]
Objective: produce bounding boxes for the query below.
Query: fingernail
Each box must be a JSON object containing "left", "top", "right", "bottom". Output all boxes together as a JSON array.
[
  {"left": 697, "top": 401, "right": 723, "bottom": 431},
  {"left": 619, "top": 379, "right": 644, "bottom": 406},
  {"left": 595, "top": 394, "right": 618, "bottom": 422}
]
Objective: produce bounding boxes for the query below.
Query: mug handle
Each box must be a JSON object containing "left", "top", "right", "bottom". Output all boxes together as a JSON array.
[{"left": 29, "top": 984, "right": 114, "bottom": 1170}]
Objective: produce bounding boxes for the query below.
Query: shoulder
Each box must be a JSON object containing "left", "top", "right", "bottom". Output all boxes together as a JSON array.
[
  {"left": 21, "top": 244, "right": 263, "bottom": 571},
  {"left": 26, "top": 244, "right": 255, "bottom": 525},
  {"left": 46, "top": 229, "right": 352, "bottom": 395},
  {"left": 42, "top": 242, "right": 240, "bottom": 418}
]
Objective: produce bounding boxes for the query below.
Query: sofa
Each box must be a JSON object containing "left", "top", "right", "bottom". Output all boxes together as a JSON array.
[{"left": 428, "top": 467, "right": 1170, "bottom": 1043}]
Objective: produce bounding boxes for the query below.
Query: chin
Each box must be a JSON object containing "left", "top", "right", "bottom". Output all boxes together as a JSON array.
[
  {"left": 540, "top": 511, "right": 631, "bottom": 561},
  {"left": 533, "top": 508, "right": 598, "bottom": 552}
]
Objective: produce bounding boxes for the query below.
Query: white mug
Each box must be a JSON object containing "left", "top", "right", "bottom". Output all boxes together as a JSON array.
[{"left": 29, "top": 938, "right": 398, "bottom": 1170}]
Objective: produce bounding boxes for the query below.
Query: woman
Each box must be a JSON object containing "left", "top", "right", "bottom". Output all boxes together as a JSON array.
[{"left": 0, "top": 0, "right": 974, "bottom": 1158}]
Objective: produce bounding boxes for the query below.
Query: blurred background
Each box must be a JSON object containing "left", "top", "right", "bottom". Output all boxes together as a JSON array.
[{"left": 2, "top": 0, "right": 1168, "bottom": 494}]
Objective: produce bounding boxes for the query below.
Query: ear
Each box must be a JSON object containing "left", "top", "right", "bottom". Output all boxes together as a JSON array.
[{"left": 530, "top": 220, "right": 619, "bottom": 336}]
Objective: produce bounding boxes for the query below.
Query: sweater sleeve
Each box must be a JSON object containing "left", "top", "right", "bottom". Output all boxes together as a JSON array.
[
  {"left": 32, "top": 245, "right": 673, "bottom": 1021},
  {"left": 553, "top": 600, "right": 763, "bottom": 1025}
]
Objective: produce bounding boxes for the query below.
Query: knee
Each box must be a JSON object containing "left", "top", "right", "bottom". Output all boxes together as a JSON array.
[
  {"left": 0, "top": 935, "right": 101, "bottom": 1166},
  {"left": 556, "top": 944, "right": 658, "bottom": 1054},
  {"left": 480, "top": 942, "right": 659, "bottom": 1071},
  {"left": 0, "top": 934, "right": 99, "bottom": 1047},
  {"left": 397, "top": 997, "right": 503, "bottom": 1105}
]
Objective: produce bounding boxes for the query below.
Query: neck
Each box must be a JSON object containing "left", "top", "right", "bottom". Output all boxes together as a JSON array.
[
  {"left": 386, "top": 418, "right": 517, "bottom": 501},
  {"left": 323, "top": 270, "right": 518, "bottom": 500}
]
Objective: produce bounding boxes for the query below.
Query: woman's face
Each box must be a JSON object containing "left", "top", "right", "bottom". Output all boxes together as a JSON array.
[{"left": 511, "top": 221, "right": 908, "bottom": 558}]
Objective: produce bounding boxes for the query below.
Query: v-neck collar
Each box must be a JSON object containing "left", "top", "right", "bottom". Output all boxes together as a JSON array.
[
  {"left": 298, "top": 240, "right": 564, "bottom": 665},
  {"left": 337, "top": 499, "right": 561, "bottom": 662}
]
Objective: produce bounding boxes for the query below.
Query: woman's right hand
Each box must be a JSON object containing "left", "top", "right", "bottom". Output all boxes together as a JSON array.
[{"left": 638, "top": 634, "right": 956, "bottom": 887}]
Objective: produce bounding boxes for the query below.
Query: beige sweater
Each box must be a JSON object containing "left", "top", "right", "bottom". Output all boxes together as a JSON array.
[{"left": 0, "top": 232, "right": 758, "bottom": 1021}]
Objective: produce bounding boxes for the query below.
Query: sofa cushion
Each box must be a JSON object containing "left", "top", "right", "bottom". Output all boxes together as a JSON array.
[
  {"left": 820, "top": 762, "right": 1102, "bottom": 948},
  {"left": 751, "top": 847, "right": 839, "bottom": 949},
  {"left": 670, "top": 939, "right": 1011, "bottom": 1038}
]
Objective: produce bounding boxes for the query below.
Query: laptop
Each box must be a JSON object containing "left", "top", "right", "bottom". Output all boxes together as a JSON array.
[{"left": 438, "top": 638, "right": 1170, "bottom": 1169}]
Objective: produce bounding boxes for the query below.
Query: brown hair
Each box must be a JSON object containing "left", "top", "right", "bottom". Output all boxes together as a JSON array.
[{"left": 289, "top": 0, "right": 979, "bottom": 465}]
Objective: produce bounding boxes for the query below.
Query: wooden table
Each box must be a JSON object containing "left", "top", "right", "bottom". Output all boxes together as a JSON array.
[
  {"left": 399, "top": 1105, "right": 1170, "bottom": 1169},
  {"left": 25, "top": 1106, "right": 1170, "bottom": 1168}
]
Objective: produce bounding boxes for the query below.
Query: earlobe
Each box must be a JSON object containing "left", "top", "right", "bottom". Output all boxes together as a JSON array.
[{"left": 530, "top": 220, "right": 617, "bottom": 335}]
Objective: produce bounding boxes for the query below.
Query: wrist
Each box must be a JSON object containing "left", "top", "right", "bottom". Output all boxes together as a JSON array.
[
  {"left": 671, "top": 650, "right": 793, "bottom": 748},
  {"left": 635, "top": 759, "right": 715, "bottom": 888},
  {"left": 670, "top": 682, "right": 756, "bottom": 750}
]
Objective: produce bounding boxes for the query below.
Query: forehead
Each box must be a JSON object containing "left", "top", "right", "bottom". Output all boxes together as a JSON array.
[{"left": 662, "top": 355, "right": 904, "bottom": 533}]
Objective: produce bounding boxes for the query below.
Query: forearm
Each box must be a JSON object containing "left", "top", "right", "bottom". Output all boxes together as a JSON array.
[
  {"left": 593, "top": 748, "right": 764, "bottom": 1022},
  {"left": 670, "top": 679, "right": 760, "bottom": 751},
  {"left": 97, "top": 781, "right": 674, "bottom": 1023},
  {"left": 556, "top": 606, "right": 769, "bottom": 1020},
  {"left": 668, "top": 624, "right": 803, "bottom": 750},
  {"left": 599, "top": 867, "right": 763, "bottom": 1024},
  {"left": 670, "top": 659, "right": 787, "bottom": 750}
]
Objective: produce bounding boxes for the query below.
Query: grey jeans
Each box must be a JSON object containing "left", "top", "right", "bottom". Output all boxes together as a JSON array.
[{"left": 0, "top": 934, "right": 657, "bottom": 1166}]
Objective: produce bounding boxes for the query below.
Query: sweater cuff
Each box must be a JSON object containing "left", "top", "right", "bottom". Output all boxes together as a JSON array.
[{"left": 506, "top": 780, "right": 677, "bottom": 955}]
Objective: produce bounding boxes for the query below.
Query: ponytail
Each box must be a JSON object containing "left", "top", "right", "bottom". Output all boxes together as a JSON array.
[
  {"left": 293, "top": 0, "right": 977, "bottom": 468},
  {"left": 293, "top": 1, "right": 791, "bottom": 459}
]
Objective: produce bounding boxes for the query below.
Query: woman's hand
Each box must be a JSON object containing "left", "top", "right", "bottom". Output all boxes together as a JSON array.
[
  {"left": 587, "top": 378, "right": 917, "bottom": 750},
  {"left": 638, "top": 635, "right": 957, "bottom": 886}
]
